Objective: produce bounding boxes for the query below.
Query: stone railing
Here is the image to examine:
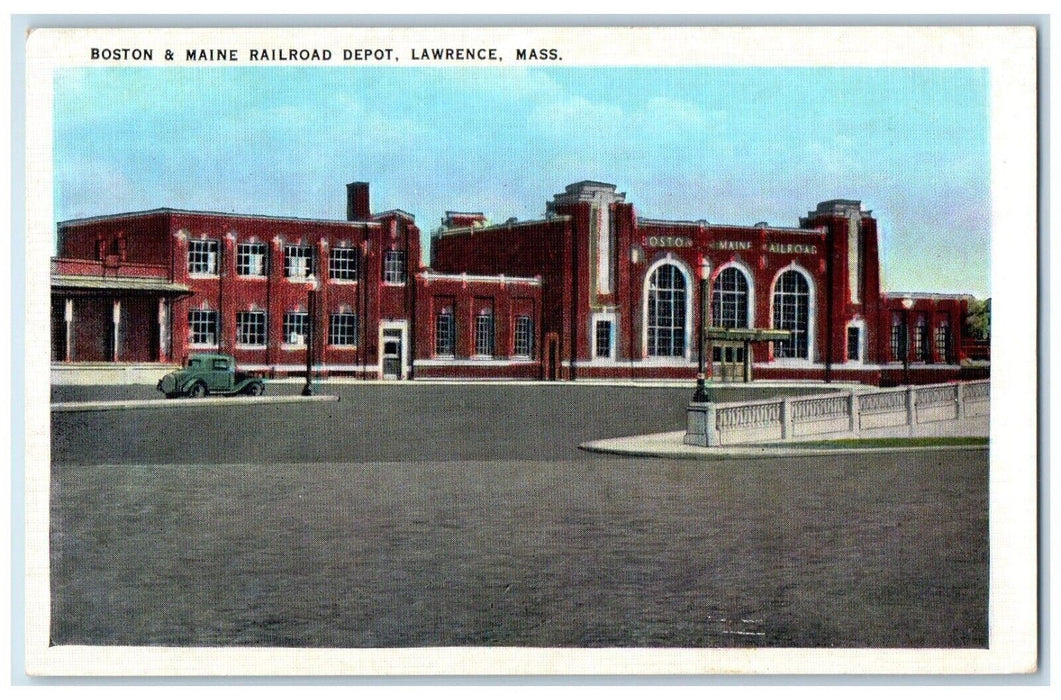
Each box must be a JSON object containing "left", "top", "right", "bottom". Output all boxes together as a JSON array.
[{"left": 685, "top": 380, "right": 990, "bottom": 447}]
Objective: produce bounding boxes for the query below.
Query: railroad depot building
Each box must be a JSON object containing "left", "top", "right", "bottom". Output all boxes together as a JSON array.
[{"left": 51, "top": 180, "right": 983, "bottom": 385}]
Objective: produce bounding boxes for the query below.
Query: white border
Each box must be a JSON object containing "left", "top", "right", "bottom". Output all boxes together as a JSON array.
[{"left": 24, "top": 25, "right": 1038, "bottom": 677}]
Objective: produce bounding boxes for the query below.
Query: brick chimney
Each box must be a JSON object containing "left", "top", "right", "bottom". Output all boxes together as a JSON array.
[{"left": 347, "top": 182, "right": 371, "bottom": 221}]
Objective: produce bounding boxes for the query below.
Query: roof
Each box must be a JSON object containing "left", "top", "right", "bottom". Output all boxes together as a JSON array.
[
  {"left": 433, "top": 214, "right": 571, "bottom": 238},
  {"left": 57, "top": 207, "right": 384, "bottom": 228},
  {"left": 52, "top": 274, "right": 192, "bottom": 295},
  {"left": 372, "top": 209, "right": 416, "bottom": 221}
]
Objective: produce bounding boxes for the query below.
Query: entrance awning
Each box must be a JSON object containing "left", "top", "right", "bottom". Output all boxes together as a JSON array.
[
  {"left": 706, "top": 327, "right": 790, "bottom": 342},
  {"left": 51, "top": 275, "right": 192, "bottom": 296}
]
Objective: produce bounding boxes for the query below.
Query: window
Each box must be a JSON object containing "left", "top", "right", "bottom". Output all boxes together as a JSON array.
[
  {"left": 595, "top": 319, "right": 612, "bottom": 358},
  {"left": 283, "top": 312, "right": 309, "bottom": 346},
  {"left": 712, "top": 267, "right": 750, "bottom": 329},
  {"left": 237, "top": 242, "right": 268, "bottom": 276},
  {"left": 383, "top": 250, "right": 407, "bottom": 284},
  {"left": 890, "top": 314, "right": 905, "bottom": 362},
  {"left": 329, "top": 247, "right": 361, "bottom": 281},
  {"left": 236, "top": 311, "right": 267, "bottom": 347},
  {"left": 514, "top": 316, "right": 533, "bottom": 358},
  {"left": 284, "top": 245, "right": 314, "bottom": 278},
  {"left": 329, "top": 313, "right": 358, "bottom": 346},
  {"left": 188, "top": 309, "right": 218, "bottom": 346},
  {"left": 475, "top": 311, "right": 494, "bottom": 357},
  {"left": 646, "top": 264, "right": 687, "bottom": 357},
  {"left": 847, "top": 326, "right": 861, "bottom": 361},
  {"left": 188, "top": 239, "right": 219, "bottom": 275},
  {"left": 772, "top": 270, "right": 810, "bottom": 359},
  {"left": 435, "top": 311, "right": 455, "bottom": 357},
  {"left": 935, "top": 318, "right": 952, "bottom": 363},
  {"left": 914, "top": 314, "right": 929, "bottom": 362}
]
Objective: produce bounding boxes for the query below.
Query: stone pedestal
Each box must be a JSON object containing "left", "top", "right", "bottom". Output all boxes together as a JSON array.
[{"left": 684, "top": 402, "right": 718, "bottom": 447}]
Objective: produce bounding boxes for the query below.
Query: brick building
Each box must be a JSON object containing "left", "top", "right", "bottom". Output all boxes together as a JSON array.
[{"left": 51, "top": 179, "right": 983, "bottom": 385}]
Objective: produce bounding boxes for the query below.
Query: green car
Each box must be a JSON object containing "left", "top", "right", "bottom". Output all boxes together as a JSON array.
[{"left": 157, "top": 353, "right": 265, "bottom": 398}]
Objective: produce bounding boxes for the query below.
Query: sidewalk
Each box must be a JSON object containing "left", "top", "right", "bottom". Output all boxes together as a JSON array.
[
  {"left": 51, "top": 394, "right": 340, "bottom": 412},
  {"left": 579, "top": 430, "right": 989, "bottom": 460}
]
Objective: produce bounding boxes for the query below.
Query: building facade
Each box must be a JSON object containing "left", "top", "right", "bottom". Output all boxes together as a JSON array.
[{"left": 51, "top": 180, "right": 984, "bottom": 385}]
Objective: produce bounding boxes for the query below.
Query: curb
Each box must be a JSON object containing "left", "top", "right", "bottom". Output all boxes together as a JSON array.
[
  {"left": 51, "top": 394, "right": 341, "bottom": 412},
  {"left": 578, "top": 431, "right": 990, "bottom": 460}
]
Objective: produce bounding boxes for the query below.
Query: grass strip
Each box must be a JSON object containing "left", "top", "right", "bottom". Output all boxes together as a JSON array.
[{"left": 769, "top": 437, "right": 988, "bottom": 449}]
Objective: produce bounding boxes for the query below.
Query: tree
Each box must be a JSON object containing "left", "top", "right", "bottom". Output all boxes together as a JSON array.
[{"left": 965, "top": 298, "right": 991, "bottom": 340}]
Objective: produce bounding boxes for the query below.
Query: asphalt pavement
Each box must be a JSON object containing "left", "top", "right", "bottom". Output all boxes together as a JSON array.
[{"left": 47, "top": 382, "right": 989, "bottom": 649}]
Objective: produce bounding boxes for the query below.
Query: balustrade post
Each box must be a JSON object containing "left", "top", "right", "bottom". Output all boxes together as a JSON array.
[
  {"left": 781, "top": 398, "right": 793, "bottom": 441},
  {"left": 848, "top": 391, "right": 859, "bottom": 436},
  {"left": 906, "top": 386, "right": 917, "bottom": 434},
  {"left": 956, "top": 382, "right": 965, "bottom": 420},
  {"left": 704, "top": 403, "right": 719, "bottom": 446}
]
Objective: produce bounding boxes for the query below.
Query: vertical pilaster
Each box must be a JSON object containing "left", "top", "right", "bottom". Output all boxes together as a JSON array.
[
  {"left": 158, "top": 298, "right": 169, "bottom": 362},
  {"left": 111, "top": 299, "right": 121, "bottom": 362},
  {"left": 64, "top": 298, "right": 73, "bottom": 362}
]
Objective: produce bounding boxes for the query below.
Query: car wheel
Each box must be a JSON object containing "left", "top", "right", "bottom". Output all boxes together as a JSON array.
[
  {"left": 246, "top": 382, "right": 264, "bottom": 396},
  {"left": 188, "top": 383, "right": 208, "bottom": 398}
]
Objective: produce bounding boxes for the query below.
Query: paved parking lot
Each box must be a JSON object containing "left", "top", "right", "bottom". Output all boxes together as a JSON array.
[{"left": 49, "top": 383, "right": 988, "bottom": 647}]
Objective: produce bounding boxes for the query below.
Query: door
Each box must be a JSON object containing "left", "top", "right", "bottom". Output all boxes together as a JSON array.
[
  {"left": 715, "top": 342, "right": 747, "bottom": 383},
  {"left": 544, "top": 333, "right": 559, "bottom": 381},
  {"left": 211, "top": 356, "right": 234, "bottom": 392},
  {"left": 382, "top": 329, "right": 402, "bottom": 379}
]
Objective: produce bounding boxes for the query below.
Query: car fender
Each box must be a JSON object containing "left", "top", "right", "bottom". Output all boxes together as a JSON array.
[{"left": 234, "top": 377, "right": 265, "bottom": 395}]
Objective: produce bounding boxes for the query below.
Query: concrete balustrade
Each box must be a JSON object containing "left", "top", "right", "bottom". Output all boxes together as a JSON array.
[{"left": 685, "top": 380, "right": 990, "bottom": 447}]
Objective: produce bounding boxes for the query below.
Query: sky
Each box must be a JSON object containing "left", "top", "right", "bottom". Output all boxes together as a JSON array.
[{"left": 53, "top": 66, "right": 991, "bottom": 297}]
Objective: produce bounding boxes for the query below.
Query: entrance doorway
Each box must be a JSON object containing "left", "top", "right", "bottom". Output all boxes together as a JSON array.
[
  {"left": 379, "top": 322, "right": 408, "bottom": 380},
  {"left": 544, "top": 333, "right": 559, "bottom": 381},
  {"left": 713, "top": 341, "right": 749, "bottom": 382}
]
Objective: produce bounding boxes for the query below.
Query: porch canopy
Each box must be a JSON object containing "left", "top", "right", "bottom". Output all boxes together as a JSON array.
[{"left": 705, "top": 327, "right": 791, "bottom": 382}]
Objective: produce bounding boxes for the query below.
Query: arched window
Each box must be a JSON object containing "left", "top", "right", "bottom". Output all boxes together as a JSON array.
[
  {"left": 646, "top": 263, "right": 687, "bottom": 357},
  {"left": 772, "top": 270, "right": 810, "bottom": 359},
  {"left": 712, "top": 266, "right": 750, "bottom": 329}
]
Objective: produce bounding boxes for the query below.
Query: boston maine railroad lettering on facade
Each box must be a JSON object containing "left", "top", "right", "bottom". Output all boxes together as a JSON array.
[{"left": 50, "top": 179, "right": 987, "bottom": 386}]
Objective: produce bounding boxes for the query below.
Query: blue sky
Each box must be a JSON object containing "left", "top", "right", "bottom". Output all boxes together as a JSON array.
[{"left": 54, "top": 66, "right": 990, "bottom": 297}]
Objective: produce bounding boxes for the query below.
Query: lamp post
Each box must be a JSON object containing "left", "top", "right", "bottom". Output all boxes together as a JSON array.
[
  {"left": 901, "top": 297, "right": 913, "bottom": 386},
  {"left": 302, "top": 274, "right": 320, "bottom": 396},
  {"left": 693, "top": 256, "right": 711, "bottom": 403}
]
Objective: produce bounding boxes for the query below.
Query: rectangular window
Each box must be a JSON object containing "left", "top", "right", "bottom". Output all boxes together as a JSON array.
[
  {"left": 383, "top": 250, "right": 407, "bottom": 284},
  {"left": 914, "top": 315, "right": 929, "bottom": 362},
  {"left": 236, "top": 242, "right": 268, "bottom": 276},
  {"left": 188, "top": 309, "right": 218, "bottom": 346},
  {"left": 935, "top": 320, "right": 952, "bottom": 363},
  {"left": 847, "top": 326, "right": 861, "bottom": 361},
  {"left": 890, "top": 315, "right": 905, "bottom": 362},
  {"left": 284, "top": 245, "right": 314, "bottom": 279},
  {"left": 514, "top": 316, "right": 533, "bottom": 358},
  {"left": 329, "top": 247, "right": 361, "bottom": 281},
  {"left": 475, "top": 313, "right": 494, "bottom": 357},
  {"left": 329, "top": 313, "right": 358, "bottom": 347},
  {"left": 283, "top": 312, "right": 309, "bottom": 346},
  {"left": 188, "top": 239, "right": 219, "bottom": 275},
  {"left": 435, "top": 312, "right": 455, "bottom": 357},
  {"left": 595, "top": 320, "right": 612, "bottom": 358},
  {"left": 236, "top": 311, "right": 267, "bottom": 347}
]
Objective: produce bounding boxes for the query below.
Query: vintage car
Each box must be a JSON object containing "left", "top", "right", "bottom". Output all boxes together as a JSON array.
[{"left": 157, "top": 353, "right": 265, "bottom": 398}]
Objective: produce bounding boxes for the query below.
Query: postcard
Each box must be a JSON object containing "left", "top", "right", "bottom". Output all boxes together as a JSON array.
[{"left": 22, "top": 24, "right": 1038, "bottom": 676}]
